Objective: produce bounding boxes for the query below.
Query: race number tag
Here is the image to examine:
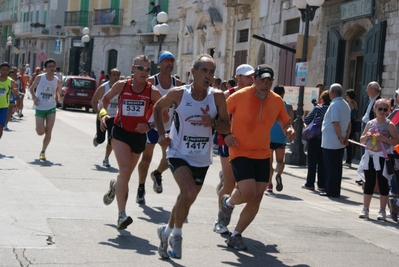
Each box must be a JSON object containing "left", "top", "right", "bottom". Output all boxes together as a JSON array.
[
  {"left": 0, "top": 88, "right": 5, "bottom": 96},
  {"left": 122, "top": 99, "right": 145, "bottom": 117},
  {"left": 181, "top": 136, "right": 210, "bottom": 155},
  {"left": 40, "top": 92, "right": 52, "bottom": 101}
]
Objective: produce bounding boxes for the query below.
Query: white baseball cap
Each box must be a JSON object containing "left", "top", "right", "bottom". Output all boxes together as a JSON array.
[{"left": 236, "top": 64, "right": 254, "bottom": 76}]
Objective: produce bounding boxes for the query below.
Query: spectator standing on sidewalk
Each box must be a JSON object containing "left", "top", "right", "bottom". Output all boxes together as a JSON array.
[
  {"left": 319, "top": 83, "right": 351, "bottom": 198},
  {"left": 357, "top": 99, "right": 399, "bottom": 220},
  {"left": 302, "top": 90, "right": 331, "bottom": 191},
  {"left": 343, "top": 89, "right": 358, "bottom": 168}
]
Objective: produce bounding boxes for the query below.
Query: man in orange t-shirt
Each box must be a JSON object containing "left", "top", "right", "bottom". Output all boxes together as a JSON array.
[{"left": 218, "top": 64, "right": 295, "bottom": 250}]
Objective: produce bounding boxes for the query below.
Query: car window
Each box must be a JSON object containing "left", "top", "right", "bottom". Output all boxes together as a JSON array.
[
  {"left": 62, "top": 78, "right": 67, "bottom": 87},
  {"left": 71, "top": 78, "right": 95, "bottom": 89}
]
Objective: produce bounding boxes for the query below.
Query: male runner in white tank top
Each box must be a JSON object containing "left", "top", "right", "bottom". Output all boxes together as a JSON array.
[
  {"left": 29, "top": 58, "right": 62, "bottom": 161},
  {"left": 91, "top": 68, "right": 121, "bottom": 168},
  {"left": 136, "top": 51, "right": 181, "bottom": 204},
  {"left": 153, "top": 54, "right": 230, "bottom": 259}
]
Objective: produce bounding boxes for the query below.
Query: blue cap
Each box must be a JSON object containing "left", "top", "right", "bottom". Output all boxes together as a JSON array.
[{"left": 158, "top": 51, "right": 175, "bottom": 62}]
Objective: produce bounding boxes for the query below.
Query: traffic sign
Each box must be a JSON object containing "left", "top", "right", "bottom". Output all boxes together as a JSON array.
[
  {"left": 14, "top": 49, "right": 19, "bottom": 54},
  {"left": 37, "top": 52, "right": 46, "bottom": 62}
]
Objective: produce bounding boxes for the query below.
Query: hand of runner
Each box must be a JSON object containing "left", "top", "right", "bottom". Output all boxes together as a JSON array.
[
  {"left": 33, "top": 97, "right": 39, "bottom": 106},
  {"left": 200, "top": 107, "right": 212, "bottom": 127},
  {"left": 135, "top": 123, "right": 151, "bottom": 133},
  {"left": 100, "top": 115, "right": 110, "bottom": 132},
  {"left": 224, "top": 134, "right": 238, "bottom": 148},
  {"left": 158, "top": 133, "right": 171, "bottom": 148}
]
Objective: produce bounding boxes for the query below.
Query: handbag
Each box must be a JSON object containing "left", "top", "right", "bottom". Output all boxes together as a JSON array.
[{"left": 302, "top": 108, "right": 322, "bottom": 142}]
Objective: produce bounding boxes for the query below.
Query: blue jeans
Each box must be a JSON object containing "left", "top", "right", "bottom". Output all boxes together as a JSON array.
[{"left": 391, "top": 175, "right": 398, "bottom": 195}]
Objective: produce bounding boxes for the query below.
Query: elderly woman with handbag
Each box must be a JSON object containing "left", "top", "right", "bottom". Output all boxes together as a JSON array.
[
  {"left": 357, "top": 99, "right": 399, "bottom": 220},
  {"left": 302, "top": 91, "right": 331, "bottom": 191}
]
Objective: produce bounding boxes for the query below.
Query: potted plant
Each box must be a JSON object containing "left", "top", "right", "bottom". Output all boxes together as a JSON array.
[
  {"left": 42, "top": 28, "right": 49, "bottom": 34},
  {"left": 55, "top": 25, "right": 62, "bottom": 29}
]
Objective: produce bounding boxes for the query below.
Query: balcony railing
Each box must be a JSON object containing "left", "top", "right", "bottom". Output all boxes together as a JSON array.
[
  {"left": 64, "top": 11, "right": 92, "bottom": 27},
  {"left": 93, "top": 9, "right": 123, "bottom": 26},
  {"left": 32, "top": 24, "right": 66, "bottom": 36},
  {"left": 0, "top": 11, "right": 17, "bottom": 23},
  {"left": 14, "top": 22, "right": 33, "bottom": 35}
]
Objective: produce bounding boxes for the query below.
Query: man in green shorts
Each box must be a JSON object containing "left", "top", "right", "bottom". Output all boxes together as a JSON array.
[{"left": 29, "top": 58, "right": 62, "bottom": 161}]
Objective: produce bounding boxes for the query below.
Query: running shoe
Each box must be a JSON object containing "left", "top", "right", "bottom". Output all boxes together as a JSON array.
[
  {"left": 213, "top": 220, "right": 229, "bottom": 234},
  {"left": 359, "top": 207, "right": 369, "bottom": 219},
  {"left": 18, "top": 113, "right": 23, "bottom": 118},
  {"left": 167, "top": 234, "right": 183, "bottom": 259},
  {"left": 157, "top": 224, "right": 169, "bottom": 259},
  {"left": 103, "top": 158, "right": 110, "bottom": 168},
  {"left": 151, "top": 170, "right": 163, "bottom": 194},
  {"left": 216, "top": 171, "right": 224, "bottom": 195},
  {"left": 275, "top": 174, "right": 283, "bottom": 192},
  {"left": 136, "top": 188, "right": 146, "bottom": 204},
  {"left": 4, "top": 125, "right": 9, "bottom": 131},
  {"left": 39, "top": 152, "right": 46, "bottom": 161},
  {"left": 103, "top": 179, "right": 116, "bottom": 205},
  {"left": 93, "top": 137, "right": 99, "bottom": 147},
  {"left": 117, "top": 215, "right": 133, "bottom": 230},
  {"left": 377, "top": 209, "right": 386, "bottom": 221},
  {"left": 301, "top": 184, "right": 315, "bottom": 190},
  {"left": 226, "top": 233, "right": 247, "bottom": 250},
  {"left": 218, "top": 194, "right": 234, "bottom": 227},
  {"left": 389, "top": 198, "right": 398, "bottom": 222}
]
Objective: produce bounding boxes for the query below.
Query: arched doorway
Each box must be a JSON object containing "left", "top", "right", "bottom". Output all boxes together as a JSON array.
[
  {"left": 347, "top": 30, "right": 366, "bottom": 112},
  {"left": 107, "top": 49, "right": 118, "bottom": 73}
]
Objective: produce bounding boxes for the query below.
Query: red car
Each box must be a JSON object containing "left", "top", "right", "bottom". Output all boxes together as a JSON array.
[{"left": 58, "top": 76, "right": 97, "bottom": 112}]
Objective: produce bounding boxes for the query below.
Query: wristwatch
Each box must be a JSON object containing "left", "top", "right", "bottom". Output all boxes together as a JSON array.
[{"left": 213, "top": 118, "right": 218, "bottom": 127}]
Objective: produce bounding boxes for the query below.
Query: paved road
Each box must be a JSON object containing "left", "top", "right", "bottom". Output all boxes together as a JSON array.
[{"left": 0, "top": 105, "right": 398, "bottom": 267}]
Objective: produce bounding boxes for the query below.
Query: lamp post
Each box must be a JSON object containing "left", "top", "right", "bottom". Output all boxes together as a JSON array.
[
  {"left": 81, "top": 27, "right": 90, "bottom": 73},
  {"left": 286, "top": 0, "right": 324, "bottom": 165},
  {"left": 153, "top": 12, "right": 169, "bottom": 53},
  {"left": 6, "top": 36, "right": 12, "bottom": 64}
]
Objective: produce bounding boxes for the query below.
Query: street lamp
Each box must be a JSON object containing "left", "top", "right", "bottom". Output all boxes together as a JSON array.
[
  {"left": 286, "top": 0, "right": 324, "bottom": 165},
  {"left": 153, "top": 12, "right": 169, "bottom": 53},
  {"left": 6, "top": 36, "right": 12, "bottom": 63},
  {"left": 81, "top": 27, "right": 90, "bottom": 73}
]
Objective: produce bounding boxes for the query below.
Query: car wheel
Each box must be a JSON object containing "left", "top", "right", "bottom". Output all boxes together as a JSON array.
[
  {"left": 61, "top": 101, "right": 67, "bottom": 110},
  {"left": 85, "top": 106, "right": 90, "bottom": 112}
]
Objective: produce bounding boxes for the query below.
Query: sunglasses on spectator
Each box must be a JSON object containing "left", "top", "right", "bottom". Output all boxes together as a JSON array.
[
  {"left": 134, "top": 65, "right": 151, "bottom": 72},
  {"left": 377, "top": 107, "right": 388, "bottom": 112}
]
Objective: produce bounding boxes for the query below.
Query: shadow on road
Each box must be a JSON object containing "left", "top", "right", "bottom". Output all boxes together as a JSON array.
[
  {"left": 93, "top": 164, "right": 119, "bottom": 173},
  {"left": 99, "top": 226, "right": 158, "bottom": 255},
  {"left": 137, "top": 205, "right": 172, "bottom": 224},
  {"left": 217, "top": 238, "right": 310, "bottom": 267},
  {"left": 29, "top": 159, "right": 63, "bottom": 167},
  {"left": 0, "top": 154, "right": 14, "bottom": 159},
  {"left": 265, "top": 193, "right": 303, "bottom": 201}
]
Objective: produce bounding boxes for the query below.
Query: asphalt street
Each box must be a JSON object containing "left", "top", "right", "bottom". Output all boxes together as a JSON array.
[{"left": 0, "top": 104, "right": 398, "bottom": 267}]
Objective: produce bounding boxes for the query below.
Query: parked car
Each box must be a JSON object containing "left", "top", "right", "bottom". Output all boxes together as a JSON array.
[{"left": 58, "top": 76, "right": 97, "bottom": 112}]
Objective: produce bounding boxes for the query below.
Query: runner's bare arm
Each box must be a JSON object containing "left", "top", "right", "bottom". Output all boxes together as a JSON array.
[
  {"left": 55, "top": 79, "right": 62, "bottom": 103},
  {"left": 91, "top": 84, "right": 105, "bottom": 114},
  {"left": 153, "top": 87, "right": 184, "bottom": 136},
  {"left": 212, "top": 90, "right": 231, "bottom": 134},
  {"left": 29, "top": 75, "right": 41, "bottom": 104},
  {"left": 10, "top": 80, "right": 18, "bottom": 96}
]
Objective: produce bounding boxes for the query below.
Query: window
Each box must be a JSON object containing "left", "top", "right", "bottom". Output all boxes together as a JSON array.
[
  {"left": 237, "top": 29, "right": 249, "bottom": 43},
  {"left": 284, "top": 18, "right": 300, "bottom": 35}
]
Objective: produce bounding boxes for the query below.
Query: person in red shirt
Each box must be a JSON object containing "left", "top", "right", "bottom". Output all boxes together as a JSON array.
[
  {"left": 100, "top": 55, "right": 165, "bottom": 230},
  {"left": 16, "top": 65, "right": 28, "bottom": 117},
  {"left": 98, "top": 70, "right": 105, "bottom": 86}
]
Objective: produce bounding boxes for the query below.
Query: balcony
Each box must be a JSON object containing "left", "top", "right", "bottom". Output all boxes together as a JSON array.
[
  {"left": 93, "top": 9, "right": 123, "bottom": 26},
  {"left": 14, "top": 22, "right": 33, "bottom": 37},
  {"left": 64, "top": 11, "right": 92, "bottom": 28},
  {"left": 0, "top": 11, "right": 18, "bottom": 24},
  {"left": 32, "top": 24, "right": 66, "bottom": 39},
  {"left": 224, "top": 0, "right": 252, "bottom": 7}
]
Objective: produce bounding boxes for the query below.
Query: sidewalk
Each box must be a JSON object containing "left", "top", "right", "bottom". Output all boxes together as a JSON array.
[{"left": 283, "top": 159, "right": 363, "bottom": 195}]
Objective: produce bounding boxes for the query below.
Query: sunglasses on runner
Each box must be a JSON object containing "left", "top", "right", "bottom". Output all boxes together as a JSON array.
[
  {"left": 377, "top": 107, "right": 388, "bottom": 112},
  {"left": 134, "top": 65, "right": 151, "bottom": 72}
]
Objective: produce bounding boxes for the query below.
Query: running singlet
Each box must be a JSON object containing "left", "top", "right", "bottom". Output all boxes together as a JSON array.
[
  {"left": 148, "top": 74, "right": 177, "bottom": 131},
  {"left": 34, "top": 73, "right": 58, "bottom": 111},
  {"left": 103, "top": 82, "right": 119, "bottom": 117},
  {"left": 166, "top": 85, "right": 217, "bottom": 167},
  {"left": 113, "top": 79, "right": 153, "bottom": 133},
  {"left": 0, "top": 77, "right": 11, "bottom": 108}
]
